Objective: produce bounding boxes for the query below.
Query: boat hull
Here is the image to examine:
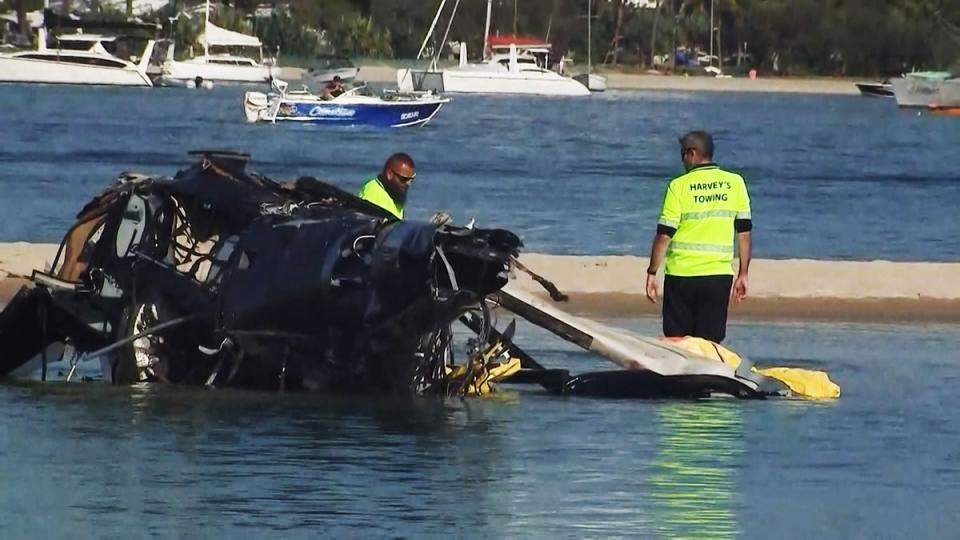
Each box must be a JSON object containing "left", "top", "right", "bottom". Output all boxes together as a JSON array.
[
  {"left": 573, "top": 72, "right": 607, "bottom": 92},
  {"left": 855, "top": 82, "right": 893, "bottom": 98},
  {"left": 245, "top": 93, "right": 449, "bottom": 128},
  {"left": 0, "top": 55, "right": 151, "bottom": 86},
  {"left": 891, "top": 76, "right": 960, "bottom": 107},
  {"left": 398, "top": 68, "right": 591, "bottom": 96},
  {"left": 163, "top": 59, "right": 272, "bottom": 83}
]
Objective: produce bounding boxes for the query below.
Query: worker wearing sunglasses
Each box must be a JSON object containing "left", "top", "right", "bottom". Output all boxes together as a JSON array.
[{"left": 358, "top": 153, "right": 416, "bottom": 219}]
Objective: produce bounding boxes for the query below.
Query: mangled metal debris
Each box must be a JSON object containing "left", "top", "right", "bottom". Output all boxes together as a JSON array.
[{"left": 0, "top": 151, "right": 839, "bottom": 400}]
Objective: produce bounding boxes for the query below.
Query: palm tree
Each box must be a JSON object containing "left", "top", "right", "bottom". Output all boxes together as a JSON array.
[
  {"left": 649, "top": 0, "right": 662, "bottom": 67},
  {"left": 15, "top": 0, "right": 29, "bottom": 44},
  {"left": 603, "top": 0, "right": 625, "bottom": 64}
]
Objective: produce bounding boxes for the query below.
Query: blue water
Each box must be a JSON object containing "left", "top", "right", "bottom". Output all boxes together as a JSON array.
[
  {"left": 2, "top": 318, "right": 958, "bottom": 537},
  {"left": 1, "top": 84, "right": 958, "bottom": 260},
  {"left": 1, "top": 83, "right": 959, "bottom": 537}
]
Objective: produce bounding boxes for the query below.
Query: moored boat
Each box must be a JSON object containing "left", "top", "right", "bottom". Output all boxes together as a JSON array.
[
  {"left": 855, "top": 80, "right": 893, "bottom": 98},
  {"left": 159, "top": 0, "right": 273, "bottom": 84},
  {"left": 0, "top": 10, "right": 158, "bottom": 86},
  {"left": 891, "top": 71, "right": 960, "bottom": 107},
  {"left": 244, "top": 79, "right": 449, "bottom": 128},
  {"left": 397, "top": 0, "right": 590, "bottom": 97}
]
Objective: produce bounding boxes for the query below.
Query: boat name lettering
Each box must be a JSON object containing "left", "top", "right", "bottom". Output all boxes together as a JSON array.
[
  {"left": 308, "top": 105, "right": 356, "bottom": 118},
  {"left": 688, "top": 181, "right": 731, "bottom": 191},
  {"left": 400, "top": 111, "right": 421, "bottom": 121}
]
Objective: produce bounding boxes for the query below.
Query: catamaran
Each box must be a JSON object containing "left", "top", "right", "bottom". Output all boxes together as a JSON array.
[{"left": 397, "top": 0, "right": 590, "bottom": 97}]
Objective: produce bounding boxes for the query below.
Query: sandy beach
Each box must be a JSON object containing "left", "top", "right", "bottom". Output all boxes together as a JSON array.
[{"left": 1, "top": 242, "right": 956, "bottom": 323}]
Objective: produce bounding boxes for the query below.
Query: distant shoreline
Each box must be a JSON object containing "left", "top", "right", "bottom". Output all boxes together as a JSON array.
[
  {"left": 2, "top": 243, "right": 957, "bottom": 323},
  {"left": 277, "top": 64, "right": 862, "bottom": 95}
]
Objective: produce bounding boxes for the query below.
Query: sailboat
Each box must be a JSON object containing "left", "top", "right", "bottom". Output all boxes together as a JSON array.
[
  {"left": 572, "top": 0, "right": 607, "bottom": 92},
  {"left": 397, "top": 0, "right": 590, "bottom": 97},
  {"left": 159, "top": 0, "right": 273, "bottom": 84}
]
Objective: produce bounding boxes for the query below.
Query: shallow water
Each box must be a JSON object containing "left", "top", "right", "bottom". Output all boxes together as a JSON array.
[
  {"left": 0, "top": 84, "right": 958, "bottom": 260},
  {"left": 2, "top": 318, "right": 958, "bottom": 538}
]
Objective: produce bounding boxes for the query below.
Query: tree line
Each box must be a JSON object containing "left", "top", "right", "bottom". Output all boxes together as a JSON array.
[{"left": 3, "top": 0, "right": 959, "bottom": 75}]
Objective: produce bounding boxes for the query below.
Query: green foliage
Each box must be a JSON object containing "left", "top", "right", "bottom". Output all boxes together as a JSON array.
[
  {"left": 333, "top": 13, "right": 392, "bottom": 56},
  {"left": 24, "top": 0, "right": 960, "bottom": 74},
  {"left": 254, "top": 13, "right": 322, "bottom": 58}
]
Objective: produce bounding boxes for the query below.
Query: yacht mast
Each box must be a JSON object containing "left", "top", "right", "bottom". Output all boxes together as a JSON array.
[
  {"left": 708, "top": 0, "right": 714, "bottom": 65},
  {"left": 203, "top": 0, "right": 210, "bottom": 59},
  {"left": 483, "top": 0, "right": 493, "bottom": 58},
  {"left": 416, "top": 0, "right": 448, "bottom": 60},
  {"left": 587, "top": 0, "right": 592, "bottom": 74}
]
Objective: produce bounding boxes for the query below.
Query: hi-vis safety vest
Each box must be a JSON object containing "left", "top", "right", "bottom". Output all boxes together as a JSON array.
[
  {"left": 358, "top": 177, "right": 403, "bottom": 219},
  {"left": 657, "top": 164, "right": 751, "bottom": 277}
]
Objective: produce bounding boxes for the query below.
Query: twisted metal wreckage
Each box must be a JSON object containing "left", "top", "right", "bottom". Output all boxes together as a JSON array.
[{"left": 0, "top": 152, "right": 839, "bottom": 399}]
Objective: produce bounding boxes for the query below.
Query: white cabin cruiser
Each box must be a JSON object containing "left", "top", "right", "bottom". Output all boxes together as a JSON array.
[
  {"left": 160, "top": 0, "right": 273, "bottom": 84},
  {"left": 0, "top": 25, "right": 156, "bottom": 86},
  {"left": 397, "top": 0, "right": 589, "bottom": 97}
]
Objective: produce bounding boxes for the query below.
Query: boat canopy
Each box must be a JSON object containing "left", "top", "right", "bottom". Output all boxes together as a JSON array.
[
  {"left": 488, "top": 34, "right": 551, "bottom": 50},
  {"left": 200, "top": 21, "right": 262, "bottom": 48}
]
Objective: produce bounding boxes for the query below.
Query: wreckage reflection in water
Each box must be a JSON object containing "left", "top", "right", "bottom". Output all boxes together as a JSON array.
[{"left": 2, "top": 321, "right": 960, "bottom": 536}]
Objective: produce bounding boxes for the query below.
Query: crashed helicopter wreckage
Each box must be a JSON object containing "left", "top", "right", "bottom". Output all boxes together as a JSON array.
[{"left": 0, "top": 151, "right": 839, "bottom": 399}]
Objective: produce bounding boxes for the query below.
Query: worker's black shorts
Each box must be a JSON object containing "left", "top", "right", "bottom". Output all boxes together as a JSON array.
[{"left": 662, "top": 274, "right": 734, "bottom": 343}]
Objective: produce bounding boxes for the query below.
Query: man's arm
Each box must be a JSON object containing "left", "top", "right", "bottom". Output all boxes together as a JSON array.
[
  {"left": 646, "top": 232, "right": 672, "bottom": 304},
  {"left": 732, "top": 177, "right": 752, "bottom": 302},
  {"left": 647, "top": 182, "right": 681, "bottom": 303}
]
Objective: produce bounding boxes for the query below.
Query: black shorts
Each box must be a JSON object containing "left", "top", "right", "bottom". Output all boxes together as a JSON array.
[{"left": 662, "top": 274, "right": 734, "bottom": 343}]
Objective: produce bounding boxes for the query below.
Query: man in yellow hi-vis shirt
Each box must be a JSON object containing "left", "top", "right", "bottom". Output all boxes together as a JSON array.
[
  {"left": 358, "top": 153, "right": 417, "bottom": 219},
  {"left": 645, "top": 131, "right": 752, "bottom": 343}
]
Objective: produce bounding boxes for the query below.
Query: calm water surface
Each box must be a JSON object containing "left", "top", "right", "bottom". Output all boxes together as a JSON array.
[
  {"left": 1, "top": 83, "right": 958, "bottom": 537},
  {"left": 0, "top": 84, "right": 958, "bottom": 259},
  {"left": 2, "top": 318, "right": 958, "bottom": 538}
]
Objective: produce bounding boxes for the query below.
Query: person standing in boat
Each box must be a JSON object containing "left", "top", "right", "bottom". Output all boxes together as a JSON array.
[
  {"left": 358, "top": 153, "right": 416, "bottom": 220},
  {"left": 644, "top": 131, "right": 752, "bottom": 343}
]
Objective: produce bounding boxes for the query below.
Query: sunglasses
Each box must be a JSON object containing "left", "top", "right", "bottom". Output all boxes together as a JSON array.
[
  {"left": 391, "top": 168, "right": 416, "bottom": 183},
  {"left": 680, "top": 147, "right": 694, "bottom": 157}
]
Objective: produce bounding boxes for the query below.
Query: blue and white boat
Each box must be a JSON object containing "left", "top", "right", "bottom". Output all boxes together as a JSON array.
[{"left": 243, "top": 79, "right": 450, "bottom": 128}]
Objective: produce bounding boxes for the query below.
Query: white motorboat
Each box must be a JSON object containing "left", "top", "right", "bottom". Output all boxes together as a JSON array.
[
  {"left": 891, "top": 71, "right": 960, "bottom": 108},
  {"left": 397, "top": 0, "right": 589, "bottom": 97},
  {"left": 0, "top": 18, "right": 157, "bottom": 86},
  {"left": 160, "top": 0, "right": 273, "bottom": 84}
]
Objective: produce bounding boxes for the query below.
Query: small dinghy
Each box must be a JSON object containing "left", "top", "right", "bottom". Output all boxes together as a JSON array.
[{"left": 244, "top": 79, "right": 450, "bottom": 128}]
